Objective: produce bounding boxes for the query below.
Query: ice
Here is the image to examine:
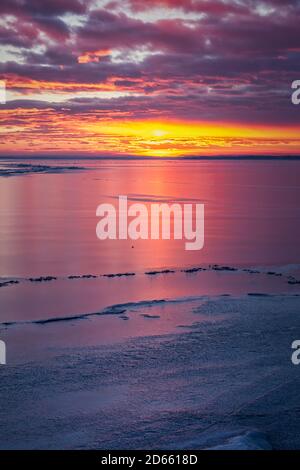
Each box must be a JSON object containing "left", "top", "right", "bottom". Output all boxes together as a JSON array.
[{"left": 0, "top": 294, "right": 300, "bottom": 449}]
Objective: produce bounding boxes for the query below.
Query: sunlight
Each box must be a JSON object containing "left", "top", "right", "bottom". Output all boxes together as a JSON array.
[
  {"left": 76, "top": 119, "right": 300, "bottom": 157},
  {"left": 152, "top": 129, "right": 168, "bottom": 138}
]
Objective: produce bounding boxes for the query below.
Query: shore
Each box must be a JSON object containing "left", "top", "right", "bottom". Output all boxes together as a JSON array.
[
  {"left": 0, "top": 266, "right": 300, "bottom": 449},
  {"left": 1, "top": 159, "right": 300, "bottom": 449}
]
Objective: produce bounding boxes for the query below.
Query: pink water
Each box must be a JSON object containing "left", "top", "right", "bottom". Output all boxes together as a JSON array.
[{"left": 0, "top": 159, "right": 299, "bottom": 277}]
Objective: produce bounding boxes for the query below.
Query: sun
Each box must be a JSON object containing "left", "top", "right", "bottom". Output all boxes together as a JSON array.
[{"left": 152, "top": 129, "right": 168, "bottom": 138}]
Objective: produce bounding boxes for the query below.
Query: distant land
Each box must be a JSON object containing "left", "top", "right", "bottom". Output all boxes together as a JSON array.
[{"left": 1, "top": 155, "right": 300, "bottom": 161}]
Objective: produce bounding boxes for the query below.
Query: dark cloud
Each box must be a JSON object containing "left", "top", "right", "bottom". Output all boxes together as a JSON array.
[
  {"left": 2, "top": 80, "right": 299, "bottom": 126},
  {"left": 0, "top": 0, "right": 91, "bottom": 44},
  {"left": 0, "top": 0, "right": 300, "bottom": 127},
  {"left": 0, "top": 0, "right": 87, "bottom": 16}
]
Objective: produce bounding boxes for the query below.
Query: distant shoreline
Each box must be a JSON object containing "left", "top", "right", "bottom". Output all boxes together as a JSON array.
[{"left": 1, "top": 155, "right": 300, "bottom": 161}]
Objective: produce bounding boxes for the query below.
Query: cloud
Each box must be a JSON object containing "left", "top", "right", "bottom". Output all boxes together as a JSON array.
[{"left": 0, "top": 0, "right": 300, "bottom": 155}]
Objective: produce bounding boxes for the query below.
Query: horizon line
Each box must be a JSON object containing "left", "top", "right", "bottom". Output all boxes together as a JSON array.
[{"left": 1, "top": 155, "right": 300, "bottom": 161}]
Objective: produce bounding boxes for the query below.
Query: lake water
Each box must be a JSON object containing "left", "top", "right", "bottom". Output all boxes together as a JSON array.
[
  {"left": 0, "top": 158, "right": 300, "bottom": 450},
  {"left": 0, "top": 158, "right": 299, "bottom": 277}
]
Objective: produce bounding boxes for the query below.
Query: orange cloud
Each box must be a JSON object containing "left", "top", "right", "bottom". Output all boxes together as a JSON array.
[
  {"left": 0, "top": 110, "right": 299, "bottom": 157},
  {"left": 77, "top": 49, "right": 111, "bottom": 64}
]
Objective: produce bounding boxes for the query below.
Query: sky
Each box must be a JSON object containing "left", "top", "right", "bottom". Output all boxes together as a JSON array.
[{"left": 0, "top": 0, "right": 300, "bottom": 157}]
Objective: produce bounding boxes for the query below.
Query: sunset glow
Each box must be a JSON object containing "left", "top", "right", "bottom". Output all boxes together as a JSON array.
[
  {"left": 1, "top": 111, "right": 299, "bottom": 156},
  {"left": 0, "top": 0, "right": 300, "bottom": 157}
]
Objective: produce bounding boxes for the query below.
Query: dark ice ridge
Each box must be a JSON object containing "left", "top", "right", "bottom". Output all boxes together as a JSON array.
[
  {"left": 0, "top": 163, "right": 84, "bottom": 177},
  {"left": 0, "top": 298, "right": 167, "bottom": 327},
  {"left": 0, "top": 280, "right": 19, "bottom": 288},
  {"left": 0, "top": 264, "right": 299, "bottom": 288}
]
